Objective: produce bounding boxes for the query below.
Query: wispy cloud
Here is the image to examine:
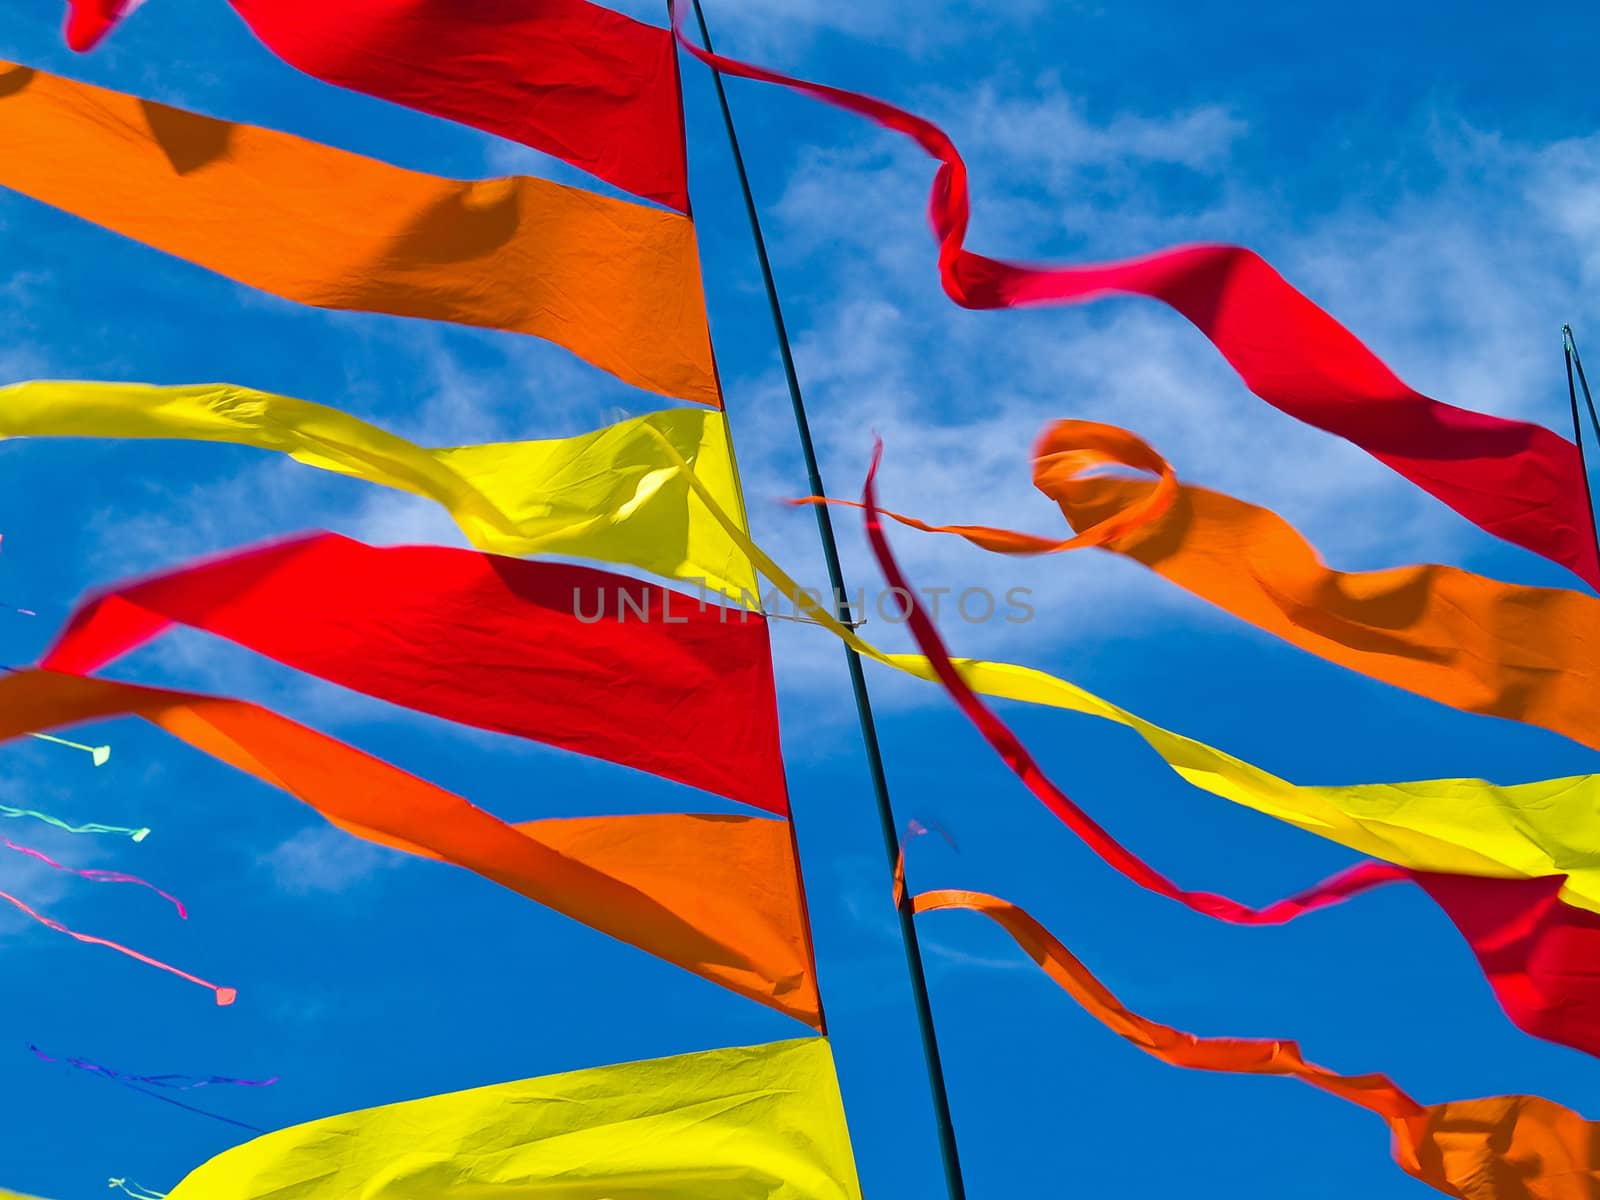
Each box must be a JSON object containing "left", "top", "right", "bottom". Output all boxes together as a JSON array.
[{"left": 259, "top": 823, "right": 405, "bottom": 897}]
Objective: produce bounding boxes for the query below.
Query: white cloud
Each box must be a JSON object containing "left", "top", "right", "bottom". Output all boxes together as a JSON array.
[{"left": 260, "top": 823, "right": 404, "bottom": 897}]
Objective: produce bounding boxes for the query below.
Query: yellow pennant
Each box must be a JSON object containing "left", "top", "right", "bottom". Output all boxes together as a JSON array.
[
  {"left": 0, "top": 380, "right": 757, "bottom": 603},
  {"left": 167, "top": 1038, "right": 863, "bottom": 1200}
]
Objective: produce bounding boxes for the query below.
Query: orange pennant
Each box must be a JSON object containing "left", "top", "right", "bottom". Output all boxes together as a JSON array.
[
  {"left": 0, "top": 61, "right": 718, "bottom": 405},
  {"left": 826, "top": 419, "right": 1600, "bottom": 751},
  {"left": 3, "top": 670, "right": 818, "bottom": 1026},
  {"left": 917, "top": 889, "right": 1597, "bottom": 1199}
]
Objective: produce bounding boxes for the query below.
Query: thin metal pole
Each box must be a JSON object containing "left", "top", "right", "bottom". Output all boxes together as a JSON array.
[
  {"left": 677, "top": 6, "right": 967, "bottom": 1197},
  {"left": 1562, "top": 325, "right": 1600, "bottom": 556}
]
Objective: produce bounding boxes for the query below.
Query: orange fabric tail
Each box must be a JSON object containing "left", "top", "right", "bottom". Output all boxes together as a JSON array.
[
  {"left": 3, "top": 670, "right": 818, "bottom": 1026},
  {"left": 915, "top": 888, "right": 1598, "bottom": 1199}
]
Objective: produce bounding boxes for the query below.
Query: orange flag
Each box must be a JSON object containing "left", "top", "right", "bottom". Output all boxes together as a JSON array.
[
  {"left": 4, "top": 670, "right": 819, "bottom": 1026},
  {"left": 918, "top": 890, "right": 1597, "bottom": 1199},
  {"left": 833, "top": 419, "right": 1600, "bottom": 751},
  {"left": 0, "top": 61, "right": 718, "bottom": 405}
]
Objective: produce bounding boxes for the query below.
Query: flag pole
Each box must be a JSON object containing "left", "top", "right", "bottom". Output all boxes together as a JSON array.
[
  {"left": 675, "top": 5, "right": 967, "bottom": 1196},
  {"left": 1562, "top": 325, "right": 1600, "bottom": 554}
]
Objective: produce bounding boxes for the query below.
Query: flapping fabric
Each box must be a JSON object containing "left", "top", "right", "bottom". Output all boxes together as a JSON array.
[
  {"left": 667, "top": 6, "right": 1600, "bottom": 588},
  {"left": 862, "top": 444, "right": 1600, "bottom": 1057},
  {"left": 1, "top": 669, "right": 820, "bottom": 1026},
  {"left": 916, "top": 889, "right": 1599, "bottom": 1200},
  {"left": 1, "top": 1189, "right": 54, "bottom": 1200},
  {"left": 0, "top": 381, "right": 758, "bottom": 601},
  {"left": 0, "top": 62, "right": 718, "bottom": 405},
  {"left": 1411, "top": 871, "right": 1600, "bottom": 1062},
  {"left": 40, "top": 534, "right": 788, "bottom": 814},
  {"left": 842, "top": 419, "right": 1600, "bottom": 751},
  {"left": 165, "top": 1037, "right": 863, "bottom": 1200},
  {"left": 643, "top": 421, "right": 1600, "bottom": 924},
  {"left": 227, "top": 0, "right": 690, "bottom": 212},
  {"left": 17, "top": 378, "right": 1595, "bottom": 901}
]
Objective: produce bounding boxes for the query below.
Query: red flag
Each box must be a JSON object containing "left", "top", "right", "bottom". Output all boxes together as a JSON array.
[
  {"left": 41, "top": 533, "right": 788, "bottom": 814},
  {"left": 228, "top": 0, "right": 690, "bottom": 212}
]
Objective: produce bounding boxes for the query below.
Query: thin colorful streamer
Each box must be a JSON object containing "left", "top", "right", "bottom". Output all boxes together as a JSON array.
[
  {"left": 4, "top": 840, "right": 185, "bottom": 917},
  {"left": 62, "top": 0, "right": 136, "bottom": 50},
  {"left": 163, "top": 1038, "right": 863, "bottom": 1200},
  {"left": 0, "top": 61, "right": 718, "bottom": 405},
  {"left": 915, "top": 888, "right": 1598, "bottom": 1199},
  {"left": 28, "top": 1046, "right": 275, "bottom": 1089},
  {"left": 26, "top": 732, "right": 110, "bottom": 764},
  {"left": 28, "top": 1046, "right": 267, "bottom": 1131},
  {"left": 41, "top": 533, "right": 788, "bottom": 814},
  {"left": 1, "top": 669, "right": 820, "bottom": 1026},
  {"left": 225, "top": 0, "right": 691, "bottom": 212},
  {"left": 106, "top": 1181, "right": 166, "bottom": 1200},
  {"left": 0, "top": 802, "right": 145, "bottom": 841},
  {"left": 0, "top": 382, "right": 758, "bottom": 602},
  {"left": 831, "top": 418, "right": 1600, "bottom": 753},
  {"left": 667, "top": 3, "right": 1600, "bottom": 588},
  {"left": 0, "top": 887, "right": 232, "bottom": 1004}
]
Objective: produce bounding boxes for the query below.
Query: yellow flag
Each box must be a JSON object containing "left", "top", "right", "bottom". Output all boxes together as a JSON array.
[
  {"left": 167, "top": 1038, "right": 863, "bottom": 1200},
  {"left": 0, "top": 381, "right": 757, "bottom": 602}
]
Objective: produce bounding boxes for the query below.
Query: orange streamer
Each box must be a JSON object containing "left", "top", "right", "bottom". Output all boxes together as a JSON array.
[
  {"left": 0, "top": 670, "right": 819, "bottom": 1026},
  {"left": 917, "top": 889, "right": 1598, "bottom": 1199},
  {"left": 0, "top": 61, "right": 718, "bottom": 406},
  {"left": 829, "top": 419, "right": 1600, "bottom": 751}
]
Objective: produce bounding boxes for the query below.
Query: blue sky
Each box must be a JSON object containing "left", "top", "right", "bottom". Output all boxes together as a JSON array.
[{"left": 1, "top": 0, "right": 1599, "bottom": 1196}]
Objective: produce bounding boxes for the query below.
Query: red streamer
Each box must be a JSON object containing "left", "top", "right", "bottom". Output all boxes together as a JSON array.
[
  {"left": 669, "top": 5, "right": 1600, "bottom": 589},
  {"left": 40, "top": 533, "right": 788, "bottom": 814}
]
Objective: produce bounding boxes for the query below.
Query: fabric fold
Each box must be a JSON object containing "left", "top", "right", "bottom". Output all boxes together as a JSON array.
[
  {"left": 0, "top": 381, "right": 757, "bottom": 601},
  {"left": 1, "top": 669, "right": 820, "bottom": 1027},
  {"left": 225, "top": 0, "right": 691, "bottom": 212},
  {"left": 667, "top": 5, "right": 1600, "bottom": 587},
  {"left": 40, "top": 533, "right": 788, "bottom": 814},
  {"left": 0, "top": 60, "right": 717, "bottom": 404},
  {"left": 916, "top": 888, "right": 1598, "bottom": 1200},
  {"left": 165, "top": 1037, "right": 863, "bottom": 1200}
]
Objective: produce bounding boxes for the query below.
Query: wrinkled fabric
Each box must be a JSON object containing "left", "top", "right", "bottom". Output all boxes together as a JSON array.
[
  {"left": 0, "top": 61, "right": 717, "bottom": 404},
  {"left": 18, "top": 383, "right": 1600, "bottom": 910},
  {"left": 644, "top": 421, "right": 1600, "bottom": 920},
  {"left": 865, "top": 446, "right": 1600, "bottom": 1058},
  {"left": 848, "top": 418, "right": 1600, "bottom": 751},
  {"left": 2, "top": 669, "right": 819, "bottom": 1025},
  {"left": 0, "top": 381, "right": 757, "bottom": 601},
  {"left": 227, "top": 0, "right": 690, "bottom": 211},
  {"left": 668, "top": 6, "right": 1599, "bottom": 588},
  {"left": 916, "top": 889, "right": 1599, "bottom": 1199},
  {"left": 166, "top": 1038, "right": 863, "bottom": 1200},
  {"left": 41, "top": 534, "right": 788, "bottom": 813}
]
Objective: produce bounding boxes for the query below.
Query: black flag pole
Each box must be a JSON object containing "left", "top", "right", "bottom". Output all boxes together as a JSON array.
[
  {"left": 1562, "top": 325, "right": 1600, "bottom": 554},
  {"left": 675, "top": 5, "right": 968, "bottom": 1197}
]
